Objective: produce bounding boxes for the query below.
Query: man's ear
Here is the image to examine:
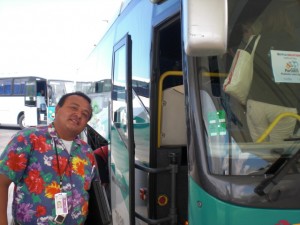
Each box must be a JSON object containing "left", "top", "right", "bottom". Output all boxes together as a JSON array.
[{"left": 55, "top": 105, "right": 60, "bottom": 114}]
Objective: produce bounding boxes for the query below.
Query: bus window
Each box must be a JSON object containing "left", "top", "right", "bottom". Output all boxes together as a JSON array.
[
  {"left": 195, "top": 0, "right": 300, "bottom": 176},
  {"left": 0, "top": 79, "right": 12, "bottom": 95},
  {"left": 13, "top": 78, "right": 27, "bottom": 95},
  {"left": 112, "top": 44, "right": 127, "bottom": 137},
  {"left": 25, "top": 81, "right": 36, "bottom": 107},
  {"left": 96, "top": 79, "right": 111, "bottom": 93}
]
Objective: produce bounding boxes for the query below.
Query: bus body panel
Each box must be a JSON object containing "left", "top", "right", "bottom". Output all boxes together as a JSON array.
[
  {"left": 0, "top": 96, "right": 25, "bottom": 127},
  {"left": 88, "top": 92, "right": 110, "bottom": 141},
  {"left": 189, "top": 177, "right": 300, "bottom": 225},
  {"left": 47, "top": 106, "right": 56, "bottom": 124},
  {"left": 24, "top": 107, "right": 38, "bottom": 127},
  {"left": 110, "top": 125, "right": 131, "bottom": 224}
]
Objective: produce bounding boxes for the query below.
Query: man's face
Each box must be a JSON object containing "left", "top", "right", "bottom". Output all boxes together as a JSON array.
[{"left": 54, "top": 95, "right": 92, "bottom": 139}]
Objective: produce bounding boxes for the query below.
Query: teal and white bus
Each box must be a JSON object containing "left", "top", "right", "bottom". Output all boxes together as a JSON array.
[
  {"left": 0, "top": 76, "right": 75, "bottom": 128},
  {"left": 78, "top": 0, "right": 300, "bottom": 224}
]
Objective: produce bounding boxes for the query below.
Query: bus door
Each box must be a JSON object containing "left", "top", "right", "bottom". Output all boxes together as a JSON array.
[
  {"left": 24, "top": 79, "right": 47, "bottom": 127},
  {"left": 110, "top": 34, "right": 135, "bottom": 225}
]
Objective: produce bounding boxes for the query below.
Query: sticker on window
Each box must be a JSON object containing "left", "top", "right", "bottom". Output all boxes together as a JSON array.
[{"left": 270, "top": 50, "right": 300, "bottom": 83}]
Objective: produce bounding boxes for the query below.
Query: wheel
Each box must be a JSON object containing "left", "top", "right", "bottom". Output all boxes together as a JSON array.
[{"left": 18, "top": 114, "right": 25, "bottom": 129}]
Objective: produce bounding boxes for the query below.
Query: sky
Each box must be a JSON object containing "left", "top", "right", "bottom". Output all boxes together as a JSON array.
[{"left": 0, "top": 0, "right": 121, "bottom": 80}]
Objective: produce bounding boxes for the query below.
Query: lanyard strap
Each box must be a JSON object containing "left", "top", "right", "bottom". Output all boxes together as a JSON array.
[{"left": 54, "top": 141, "right": 71, "bottom": 190}]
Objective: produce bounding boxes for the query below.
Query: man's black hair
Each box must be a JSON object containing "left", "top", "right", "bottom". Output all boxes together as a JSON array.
[{"left": 57, "top": 91, "right": 93, "bottom": 120}]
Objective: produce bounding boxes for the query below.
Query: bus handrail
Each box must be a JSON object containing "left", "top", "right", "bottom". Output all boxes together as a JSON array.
[
  {"left": 135, "top": 162, "right": 172, "bottom": 173},
  {"left": 134, "top": 153, "right": 178, "bottom": 224},
  {"left": 256, "top": 112, "right": 300, "bottom": 143},
  {"left": 157, "top": 71, "right": 183, "bottom": 148},
  {"left": 135, "top": 212, "right": 173, "bottom": 224}
]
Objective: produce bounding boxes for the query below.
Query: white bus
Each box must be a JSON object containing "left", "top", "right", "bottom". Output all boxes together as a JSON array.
[
  {"left": 0, "top": 76, "right": 45, "bottom": 128},
  {"left": 33, "top": 79, "right": 75, "bottom": 126},
  {"left": 0, "top": 76, "right": 75, "bottom": 128}
]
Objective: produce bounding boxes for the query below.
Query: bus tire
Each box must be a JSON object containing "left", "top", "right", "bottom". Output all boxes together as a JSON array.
[{"left": 18, "top": 114, "right": 25, "bottom": 129}]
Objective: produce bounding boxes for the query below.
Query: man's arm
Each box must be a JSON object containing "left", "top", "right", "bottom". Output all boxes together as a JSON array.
[{"left": 0, "top": 174, "right": 12, "bottom": 225}]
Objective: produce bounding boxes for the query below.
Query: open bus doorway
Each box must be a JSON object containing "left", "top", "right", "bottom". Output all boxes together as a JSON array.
[{"left": 147, "top": 14, "right": 188, "bottom": 224}]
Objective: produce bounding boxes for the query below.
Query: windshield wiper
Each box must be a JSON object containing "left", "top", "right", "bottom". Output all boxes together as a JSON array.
[{"left": 254, "top": 145, "right": 300, "bottom": 196}]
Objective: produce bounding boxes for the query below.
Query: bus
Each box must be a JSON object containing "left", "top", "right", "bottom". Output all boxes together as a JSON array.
[
  {"left": 78, "top": 0, "right": 300, "bottom": 224},
  {"left": 0, "top": 76, "right": 46, "bottom": 128},
  {"left": 0, "top": 76, "right": 75, "bottom": 128},
  {"left": 24, "top": 79, "right": 75, "bottom": 126}
]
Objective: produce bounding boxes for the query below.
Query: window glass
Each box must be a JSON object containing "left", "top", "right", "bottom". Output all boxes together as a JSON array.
[
  {"left": 112, "top": 45, "right": 128, "bottom": 141},
  {"left": 0, "top": 79, "right": 12, "bottom": 95},
  {"left": 198, "top": 0, "right": 300, "bottom": 175},
  {"left": 13, "top": 78, "right": 27, "bottom": 95}
]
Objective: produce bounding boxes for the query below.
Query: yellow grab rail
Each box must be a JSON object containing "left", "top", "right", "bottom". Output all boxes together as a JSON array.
[
  {"left": 157, "top": 71, "right": 183, "bottom": 148},
  {"left": 256, "top": 112, "right": 300, "bottom": 143}
]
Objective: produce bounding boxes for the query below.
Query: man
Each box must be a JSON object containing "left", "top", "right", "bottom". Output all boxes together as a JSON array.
[{"left": 0, "top": 92, "right": 99, "bottom": 225}]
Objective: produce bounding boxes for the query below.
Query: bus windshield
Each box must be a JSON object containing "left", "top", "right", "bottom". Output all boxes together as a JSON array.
[{"left": 194, "top": 0, "right": 300, "bottom": 176}]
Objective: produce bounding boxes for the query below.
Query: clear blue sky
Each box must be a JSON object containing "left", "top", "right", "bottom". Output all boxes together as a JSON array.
[{"left": 0, "top": 0, "right": 120, "bottom": 80}]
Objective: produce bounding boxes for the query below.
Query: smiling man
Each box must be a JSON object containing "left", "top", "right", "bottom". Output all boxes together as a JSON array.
[
  {"left": 54, "top": 92, "right": 93, "bottom": 141},
  {"left": 0, "top": 91, "right": 99, "bottom": 225}
]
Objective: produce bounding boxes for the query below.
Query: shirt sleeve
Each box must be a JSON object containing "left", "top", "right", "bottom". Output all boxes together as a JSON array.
[{"left": 0, "top": 130, "right": 32, "bottom": 183}]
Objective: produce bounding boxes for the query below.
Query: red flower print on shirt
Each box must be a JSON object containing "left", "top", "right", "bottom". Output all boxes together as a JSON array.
[
  {"left": 24, "top": 170, "right": 45, "bottom": 194},
  {"left": 36, "top": 205, "right": 47, "bottom": 217},
  {"left": 29, "top": 134, "right": 51, "bottom": 153},
  {"left": 52, "top": 155, "right": 69, "bottom": 176},
  {"left": 86, "top": 152, "right": 95, "bottom": 166},
  {"left": 6, "top": 151, "right": 27, "bottom": 171},
  {"left": 17, "top": 135, "right": 25, "bottom": 143}
]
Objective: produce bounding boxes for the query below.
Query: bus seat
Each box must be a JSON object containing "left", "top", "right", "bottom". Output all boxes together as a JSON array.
[{"left": 161, "top": 85, "right": 187, "bottom": 146}]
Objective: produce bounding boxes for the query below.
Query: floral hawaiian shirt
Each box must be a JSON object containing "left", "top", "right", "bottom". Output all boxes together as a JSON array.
[{"left": 0, "top": 123, "right": 99, "bottom": 225}]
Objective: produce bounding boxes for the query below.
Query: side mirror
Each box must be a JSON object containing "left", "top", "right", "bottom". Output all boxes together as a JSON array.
[{"left": 182, "top": 0, "right": 228, "bottom": 56}]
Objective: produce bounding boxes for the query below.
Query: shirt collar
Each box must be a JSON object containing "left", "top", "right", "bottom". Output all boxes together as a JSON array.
[{"left": 48, "top": 123, "right": 82, "bottom": 146}]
